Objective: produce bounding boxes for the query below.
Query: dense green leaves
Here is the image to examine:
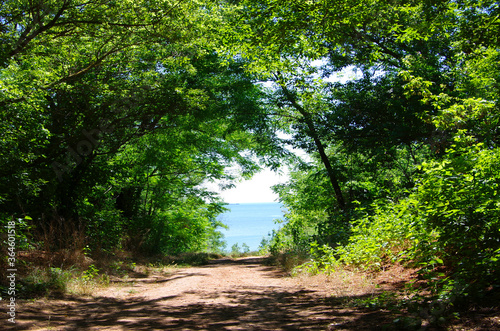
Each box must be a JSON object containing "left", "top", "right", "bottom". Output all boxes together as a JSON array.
[
  {"left": 0, "top": 0, "right": 285, "bottom": 254},
  {"left": 1, "top": 0, "right": 499, "bottom": 307},
  {"left": 225, "top": 0, "right": 500, "bottom": 300},
  {"left": 418, "top": 146, "right": 500, "bottom": 266}
]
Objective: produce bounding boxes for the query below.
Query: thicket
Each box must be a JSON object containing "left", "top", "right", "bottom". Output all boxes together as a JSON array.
[
  {"left": 0, "top": 1, "right": 286, "bottom": 261},
  {"left": 237, "top": 0, "right": 500, "bottom": 317}
]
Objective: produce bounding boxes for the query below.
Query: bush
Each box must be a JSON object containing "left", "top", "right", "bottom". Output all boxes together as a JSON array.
[
  {"left": 415, "top": 144, "right": 500, "bottom": 290},
  {"left": 16, "top": 267, "right": 73, "bottom": 298},
  {"left": 335, "top": 199, "right": 435, "bottom": 270},
  {"left": 310, "top": 144, "right": 500, "bottom": 300}
]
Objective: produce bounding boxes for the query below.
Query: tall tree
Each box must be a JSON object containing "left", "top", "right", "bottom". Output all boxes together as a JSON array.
[
  {"left": 0, "top": 0, "right": 285, "bottom": 252},
  {"left": 221, "top": 0, "right": 499, "bottom": 253}
]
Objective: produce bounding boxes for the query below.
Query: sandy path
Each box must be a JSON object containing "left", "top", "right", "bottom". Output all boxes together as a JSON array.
[{"left": 12, "top": 256, "right": 393, "bottom": 330}]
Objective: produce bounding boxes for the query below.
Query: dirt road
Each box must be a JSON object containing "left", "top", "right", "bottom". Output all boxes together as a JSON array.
[{"left": 13, "top": 256, "right": 397, "bottom": 330}]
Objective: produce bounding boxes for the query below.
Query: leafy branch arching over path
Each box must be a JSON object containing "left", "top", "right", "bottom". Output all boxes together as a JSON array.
[{"left": 15, "top": 257, "right": 404, "bottom": 330}]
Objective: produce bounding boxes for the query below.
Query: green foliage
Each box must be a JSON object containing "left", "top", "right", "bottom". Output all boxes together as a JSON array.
[
  {"left": 141, "top": 203, "right": 225, "bottom": 255},
  {"left": 353, "top": 290, "right": 401, "bottom": 310},
  {"left": 17, "top": 267, "right": 73, "bottom": 298},
  {"left": 295, "top": 242, "right": 339, "bottom": 275},
  {"left": 230, "top": 0, "right": 500, "bottom": 309},
  {"left": 305, "top": 143, "right": 500, "bottom": 299},
  {"left": 229, "top": 242, "right": 250, "bottom": 256},
  {"left": 415, "top": 145, "right": 500, "bottom": 287},
  {"left": 231, "top": 243, "right": 241, "bottom": 255},
  {"left": 1, "top": 2, "right": 499, "bottom": 320},
  {"left": 267, "top": 210, "right": 319, "bottom": 257},
  {"left": 269, "top": 140, "right": 429, "bottom": 256},
  {"left": 241, "top": 243, "right": 250, "bottom": 254},
  {"left": 335, "top": 200, "right": 433, "bottom": 271},
  {"left": 82, "top": 264, "right": 99, "bottom": 281},
  {"left": 0, "top": 216, "right": 35, "bottom": 251},
  {"left": 0, "top": 1, "right": 288, "bottom": 256}
]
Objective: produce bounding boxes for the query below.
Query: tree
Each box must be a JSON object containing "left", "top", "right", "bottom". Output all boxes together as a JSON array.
[
  {"left": 0, "top": 0, "right": 286, "bottom": 253},
  {"left": 220, "top": 0, "right": 447, "bottom": 216},
  {"left": 227, "top": 0, "right": 500, "bottom": 297},
  {"left": 273, "top": 70, "right": 347, "bottom": 213}
]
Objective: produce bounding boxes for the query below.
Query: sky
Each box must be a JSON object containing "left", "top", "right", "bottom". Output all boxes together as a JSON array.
[
  {"left": 210, "top": 134, "right": 313, "bottom": 204},
  {"left": 216, "top": 168, "right": 288, "bottom": 204}
]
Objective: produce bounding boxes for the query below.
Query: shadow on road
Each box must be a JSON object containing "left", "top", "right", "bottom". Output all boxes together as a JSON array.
[
  {"left": 12, "top": 256, "right": 403, "bottom": 330},
  {"left": 15, "top": 291, "right": 401, "bottom": 330}
]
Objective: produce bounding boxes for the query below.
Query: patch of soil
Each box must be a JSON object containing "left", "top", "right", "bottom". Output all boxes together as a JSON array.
[{"left": 7, "top": 256, "right": 500, "bottom": 330}]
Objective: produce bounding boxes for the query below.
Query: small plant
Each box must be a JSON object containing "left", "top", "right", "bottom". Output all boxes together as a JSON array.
[
  {"left": 241, "top": 243, "right": 250, "bottom": 254},
  {"left": 258, "top": 237, "right": 271, "bottom": 255},
  {"left": 109, "top": 261, "right": 126, "bottom": 275},
  {"left": 18, "top": 267, "right": 72, "bottom": 298},
  {"left": 82, "top": 245, "right": 91, "bottom": 256},
  {"left": 231, "top": 243, "right": 241, "bottom": 256},
  {"left": 353, "top": 291, "right": 400, "bottom": 310},
  {"left": 293, "top": 242, "right": 339, "bottom": 275},
  {"left": 228, "top": 243, "right": 253, "bottom": 257},
  {"left": 82, "top": 264, "right": 99, "bottom": 281}
]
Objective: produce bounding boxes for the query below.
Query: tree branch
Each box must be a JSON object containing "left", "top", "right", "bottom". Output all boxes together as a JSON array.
[
  {"left": 8, "top": 0, "right": 72, "bottom": 59},
  {"left": 274, "top": 72, "right": 347, "bottom": 213}
]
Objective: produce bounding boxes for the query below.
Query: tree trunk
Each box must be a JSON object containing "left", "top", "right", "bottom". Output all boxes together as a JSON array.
[{"left": 277, "top": 79, "right": 347, "bottom": 213}]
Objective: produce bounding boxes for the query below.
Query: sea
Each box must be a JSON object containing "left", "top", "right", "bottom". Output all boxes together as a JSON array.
[{"left": 217, "top": 202, "right": 285, "bottom": 252}]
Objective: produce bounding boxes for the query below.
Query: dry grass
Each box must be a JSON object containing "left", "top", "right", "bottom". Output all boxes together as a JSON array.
[
  {"left": 292, "top": 261, "right": 500, "bottom": 330},
  {"left": 17, "top": 249, "right": 94, "bottom": 271},
  {"left": 293, "top": 266, "right": 378, "bottom": 298},
  {"left": 66, "top": 274, "right": 110, "bottom": 296},
  {"left": 269, "top": 251, "right": 310, "bottom": 273}
]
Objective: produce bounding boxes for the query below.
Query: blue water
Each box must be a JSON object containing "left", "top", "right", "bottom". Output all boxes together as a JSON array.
[{"left": 217, "top": 202, "right": 285, "bottom": 251}]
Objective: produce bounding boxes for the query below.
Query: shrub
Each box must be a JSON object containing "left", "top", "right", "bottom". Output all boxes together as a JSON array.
[
  {"left": 415, "top": 144, "right": 500, "bottom": 291},
  {"left": 335, "top": 199, "right": 435, "bottom": 271}
]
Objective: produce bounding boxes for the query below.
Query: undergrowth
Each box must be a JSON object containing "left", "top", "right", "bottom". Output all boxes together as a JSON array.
[
  {"left": 0, "top": 250, "right": 225, "bottom": 299},
  {"left": 2, "top": 265, "right": 111, "bottom": 299}
]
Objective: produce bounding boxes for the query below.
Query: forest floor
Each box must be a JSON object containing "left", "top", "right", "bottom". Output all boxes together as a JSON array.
[{"left": 9, "top": 256, "right": 500, "bottom": 330}]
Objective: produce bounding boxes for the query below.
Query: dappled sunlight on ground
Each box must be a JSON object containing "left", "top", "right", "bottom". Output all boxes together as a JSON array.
[{"left": 10, "top": 257, "right": 499, "bottom": 330}]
